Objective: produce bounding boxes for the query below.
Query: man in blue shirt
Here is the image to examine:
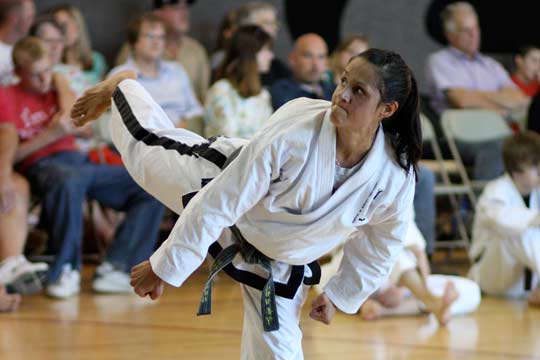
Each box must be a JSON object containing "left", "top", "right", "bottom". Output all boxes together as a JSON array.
[{"left": 270, "top": 33, "right": 334, "bottom": 110}]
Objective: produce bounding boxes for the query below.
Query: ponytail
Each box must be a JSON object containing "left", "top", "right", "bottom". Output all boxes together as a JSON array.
[
  {"left": 355, "top": 48, "right": 422, "bottom": 178},
  {"left": 381, "top": 75, "right": 422, "bottom": 178}
]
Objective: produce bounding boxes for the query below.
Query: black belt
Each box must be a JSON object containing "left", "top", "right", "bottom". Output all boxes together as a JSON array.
[
  {"left": 192, "top": 145, "right": 320, "bottom": 332},
  {"left": 197, "top": 225, "right": 279, "bottom": 332}
]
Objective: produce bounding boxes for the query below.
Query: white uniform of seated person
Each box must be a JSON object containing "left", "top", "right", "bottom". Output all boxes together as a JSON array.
[
  {"left": 71, "top": 49, "right": 423, "bottom": 359},
  {"left": 469, "top": 132, "right": 540, "bottom": 306},
  {"left": 318, "top": 218, "right": 481, "bottom": 322}
]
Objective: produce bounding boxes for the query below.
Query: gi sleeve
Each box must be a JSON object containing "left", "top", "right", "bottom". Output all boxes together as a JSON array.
[
  {"left": 477, "top": 197, "right": 539, "bottom": 236},
  {"left": 150, "top": 135, "right": 281, "bottom": 287},
  {"left": 323, "top": 174, "right": 415, "bottom": 314}
]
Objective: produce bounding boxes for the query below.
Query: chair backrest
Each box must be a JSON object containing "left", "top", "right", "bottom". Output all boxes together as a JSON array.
[
  {"left": 441, "top": 109, "right": 512, "bottom": 143},
  {"left": 420, "top": 113, "right": 436, "bottom": 142}
]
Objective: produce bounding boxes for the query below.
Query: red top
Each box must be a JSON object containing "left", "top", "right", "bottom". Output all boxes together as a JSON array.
[
  {"left": 0, "top": 84, "right": 76, "bottom": 171},
  {"left": 511, "top": 74, "right": 540, "bottom": 97}
]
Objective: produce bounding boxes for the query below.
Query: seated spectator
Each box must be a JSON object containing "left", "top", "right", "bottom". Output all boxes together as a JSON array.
[
  {"left": 109, "top": 13, "right": 203, "bottom": 128},
  {"left": 205, "top": 25, "right": 273, "bottom": 139},
  {"left": 318, "top": 219, "right": 480, "bottom": 325},
  {"left": 0, "top": 0, "right": 34, "bottom": 85},
  {"left": 328, "top": 34, "right": 369, "bottom": 86},
  {"left": 469, "top": 131, "right": 540, "bottom": 306},
  {"left": 425, "top": 2, "right": 528, "bottom": 180},
  {"left": 29, "top": 16, "right": 89, "bottom": 97},
  {"left": 50, "top": 4, "right": 106, "bottom": 86},
  {"left": 512, "top": 45, "right": 540, "bottom": 97},
  {"left": 426, "top": 2, "right": 528, "bottom": 117},
  {"left": 115, "top": 0, "right": 209, "bottom": 108},
  {"left": 235, "top": 1, "right": 291, "bottom": 87},
  {"left": 0, "top": 37, "right": 164, "bottom": 298},
  {"left": 210, "top": 8, "right": 237, "bottom": 73},
  {"left": 0, "top": 123, "right": 48, "bottom": 299},
  {"left": 270, "top": 33, "right": 334, "bottom": 110}
]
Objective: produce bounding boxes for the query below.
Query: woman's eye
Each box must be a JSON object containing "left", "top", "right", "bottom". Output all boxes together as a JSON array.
[{"left": 340, "top": 77, "right": 347, "bottom": 85}]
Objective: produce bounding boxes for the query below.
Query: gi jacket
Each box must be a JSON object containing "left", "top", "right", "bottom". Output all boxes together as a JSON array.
[{"left": 110, "top": 81, "right": 416, "bottom": 315}]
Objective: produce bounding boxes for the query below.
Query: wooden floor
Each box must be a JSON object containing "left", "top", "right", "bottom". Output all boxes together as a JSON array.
[{"left": 1, "top": 265, "right": 540, "bottom": 360}]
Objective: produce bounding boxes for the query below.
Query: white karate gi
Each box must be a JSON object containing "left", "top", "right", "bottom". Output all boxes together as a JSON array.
[
  {"left": 469, "top": 174, "right": 540, "bottom": 297},
  {"left": 108, "top": 80, "right": 416, "bottom": 359},
  {"left": 318, "top": 219, "right": 481, "bottom": 317}
]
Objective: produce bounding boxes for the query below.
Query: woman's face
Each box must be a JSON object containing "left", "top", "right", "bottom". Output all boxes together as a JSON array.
[
  {"left": 338, "top": 40, "right": 368, "bottom": 71},
  {"left": 256, "top": 44, "right": 274, "bottom": 73},
  {"left": 54, "top": 11, "right": 79, "bottom": 47},
  {"left": 37, "top": 23, "right": 65, "bottom": 66},
  {"left": 330, "top": 57, "right": 388, "bottom": 131}
]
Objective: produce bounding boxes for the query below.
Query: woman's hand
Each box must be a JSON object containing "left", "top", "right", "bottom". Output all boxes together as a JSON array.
[
  {"left": 309, "top": 292, "right": 336, "bottom": 325},
  {"left": 130, "top": 260, "right": 164, "bottom": 300}
]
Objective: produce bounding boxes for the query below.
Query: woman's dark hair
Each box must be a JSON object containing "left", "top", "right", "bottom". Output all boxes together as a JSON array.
[
  {"left": 215, "top": 24, "right": 272, "bottom": 98},
  {"left": 353, "top": 48, "right": 422, "bottom": 177},
  {"left": 29, "top": 14, "right": 64, "bottom": 38}
]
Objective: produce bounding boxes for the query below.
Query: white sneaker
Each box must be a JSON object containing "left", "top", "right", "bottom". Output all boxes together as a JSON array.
[
  {"left": 0, "top": 256, "right": 48, "bottom": 294},
  {"left": 92, "top": 262, "right": 132, "bottom": 294},
  {"left": 46, "top": 264, "right": 80, "bottom": 299}
]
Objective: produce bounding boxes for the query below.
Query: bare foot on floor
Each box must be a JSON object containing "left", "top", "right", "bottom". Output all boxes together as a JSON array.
[
  {"left": 429, "top": 281, "right": 459, "bottom": 326},
  {"left": 0, "top": 286, "right": 21, "bottom": 312},
  {"left": 528, "top": 289, "right": 540, "bottom": 307},
  {"left": 377, "top": 286, "right": 405, "bottom": 308},
  {"left": 359, "top": 299, "right": 383, "bottom": 320},
  {"left": 71, "top": 70, "right": 137, "bottom": 126}
]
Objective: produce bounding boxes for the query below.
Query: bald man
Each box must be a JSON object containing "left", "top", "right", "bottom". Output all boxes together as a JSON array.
[{"left": 270, "top": 33, "right": 335, "bottom": 110}]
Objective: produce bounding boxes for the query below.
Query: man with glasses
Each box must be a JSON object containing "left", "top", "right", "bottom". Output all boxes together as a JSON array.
[
  {"left": 109, "top": 13, "right": 203, "bottom": 128},
  {"left": 115, "top": 0, "right": 209, "bottom": 114},
  {"left": 425, "top": 1, "right": 529, "bottom": 181}
]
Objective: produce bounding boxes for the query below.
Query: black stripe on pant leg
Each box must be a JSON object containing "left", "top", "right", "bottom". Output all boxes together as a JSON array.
[{"left": 112, "top": 87, "right": 227, "bottom": 169}]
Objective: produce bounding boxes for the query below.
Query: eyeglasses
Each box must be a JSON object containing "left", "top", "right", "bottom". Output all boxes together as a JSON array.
[
  {"left": 140, "top": 33, "right": 166, "bottom": 41},
  {"left": 40, "top": 37, "right": 64, "bottom": 45}
]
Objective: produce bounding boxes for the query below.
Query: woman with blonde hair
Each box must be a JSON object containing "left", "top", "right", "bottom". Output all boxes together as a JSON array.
[{"left": 50, "top": 4, "right": 107, "bottom": 86}]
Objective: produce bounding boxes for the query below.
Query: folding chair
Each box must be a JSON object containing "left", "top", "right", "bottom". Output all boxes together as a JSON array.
[
  {"left": 440, "top": 109, "right": 512, "bottom": 192},
  {"left": 419, "top": 113, "right": 476, "bottom": 250}
]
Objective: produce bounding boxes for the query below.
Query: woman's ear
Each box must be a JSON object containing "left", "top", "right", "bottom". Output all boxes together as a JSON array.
[{"left": 380, "top": 101, "right": 399, "bottom": 119}]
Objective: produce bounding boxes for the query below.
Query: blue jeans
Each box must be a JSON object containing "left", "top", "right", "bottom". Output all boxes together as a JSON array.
[
  {"left": 414, "top": 165, "right": 436, "bottom": 255},
  {"left": 456, "top": 139, "right": 505, "bottom": 180},
  {"left": 25, "top": 151, "right": 164, "bottom": 282}
]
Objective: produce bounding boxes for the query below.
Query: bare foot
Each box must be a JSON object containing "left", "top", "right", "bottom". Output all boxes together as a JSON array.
[
  {"left": 528, "top": 289, "right": 540, "bottom": 307},
  {"left": 0, "top": 286, "right": 21, "bottom": 312},
  {"left": 359, "top": 298, "right": 383, "bottom": 320},
  {"left": 427, "top": 281, "right": 459, "bottom": 326},
  {"left": 377, "top": 286, "right": 405, "bottom": 308},
  {"left": 71, "top": 70, "right": 137, "bottom": 126}
]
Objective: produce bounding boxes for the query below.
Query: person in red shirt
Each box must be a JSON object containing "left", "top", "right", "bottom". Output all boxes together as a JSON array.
[
  {"left": 0, "top": 37, "right": 164, "bottom": 299},
  {"left": 512, "top": 45, "right": 540, "bottom": 97}
]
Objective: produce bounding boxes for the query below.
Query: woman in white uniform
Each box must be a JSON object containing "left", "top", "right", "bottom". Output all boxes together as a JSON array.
[{"left": 71, "top": 48, "right": 422, "bottom": 359}]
